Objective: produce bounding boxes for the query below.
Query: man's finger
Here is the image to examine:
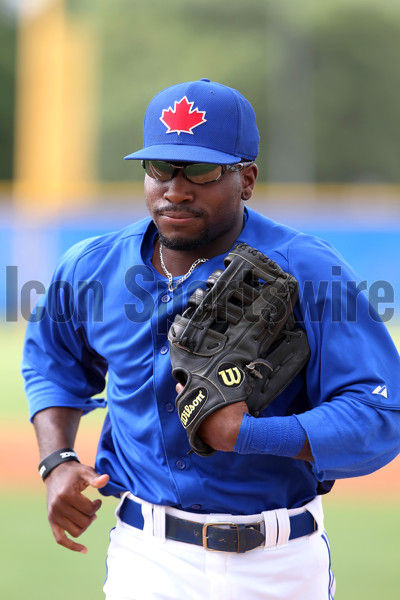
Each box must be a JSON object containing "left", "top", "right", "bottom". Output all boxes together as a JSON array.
[
  {"left": 90, "top": 473, "right": 110, "bottom": 489},
  {"left": 52, "top": 524, "right": 88, "bottom": 554},
  {"left": 52, "top": 501, "right": 99, "bottom": 532},
  {"left": 76, "top": 469, "right": 110, "bottom": 493}
]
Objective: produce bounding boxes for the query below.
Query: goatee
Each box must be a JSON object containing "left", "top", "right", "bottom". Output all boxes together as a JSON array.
[{"left": 157, "top": 230, "right": 210, "bottom": 251}]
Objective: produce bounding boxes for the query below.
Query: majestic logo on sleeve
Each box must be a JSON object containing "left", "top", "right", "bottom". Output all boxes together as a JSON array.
[
  {"left": 160, "top": 97, "right": 207, "bottom": 135},
  {"left": 372, "top": 384, "right": 388, "bottom": 398}
]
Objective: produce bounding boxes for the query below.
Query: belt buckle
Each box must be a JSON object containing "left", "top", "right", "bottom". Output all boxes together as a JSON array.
[{"left": 202, "top": 522, "right": 238, "bottom": 552}]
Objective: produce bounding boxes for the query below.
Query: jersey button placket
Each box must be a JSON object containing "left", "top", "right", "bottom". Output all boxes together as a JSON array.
[{"left": 152, "top": 285, "right": 201, "bottom": 509}]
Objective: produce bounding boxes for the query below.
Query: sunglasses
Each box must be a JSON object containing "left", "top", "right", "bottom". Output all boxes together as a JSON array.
[{"left": 142, "top": 160, "right": 253, "bottom": 185}]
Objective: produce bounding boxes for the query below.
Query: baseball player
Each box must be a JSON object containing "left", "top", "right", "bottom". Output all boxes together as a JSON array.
[{"left": 22, "top": 79, "right": 400, "bottom": 600}]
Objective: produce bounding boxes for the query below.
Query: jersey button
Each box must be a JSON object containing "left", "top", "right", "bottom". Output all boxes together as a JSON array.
[
  {"left": 165, "top": 402, "right": 175, "bottom": 413},
  {"left": 160, "top": 345, "right": 169, "bottom": 355},
  {"left": 175, "top": 459, "right": 186, "bottom": 470},
  {"left": 191, "top": 504, "right": 202, "bottom": 511}
]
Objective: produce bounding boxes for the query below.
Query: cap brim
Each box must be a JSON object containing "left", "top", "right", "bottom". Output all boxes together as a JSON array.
[{"left": 124, "top": 144, "right": 242, "bottom": 164}]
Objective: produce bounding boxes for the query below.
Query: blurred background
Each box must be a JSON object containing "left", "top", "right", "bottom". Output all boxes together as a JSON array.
[{"left": 0, "top": 0, "right": 399, "bottom": 598}]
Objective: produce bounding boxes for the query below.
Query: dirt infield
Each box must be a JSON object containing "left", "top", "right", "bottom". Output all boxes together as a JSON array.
[{"left": 1, "top": 419, "right": 400, "bottom": 499}]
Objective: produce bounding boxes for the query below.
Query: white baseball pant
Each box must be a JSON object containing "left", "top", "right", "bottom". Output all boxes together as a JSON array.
[{"left": 104, "top": 494, "right": 335, "bottom": 600}]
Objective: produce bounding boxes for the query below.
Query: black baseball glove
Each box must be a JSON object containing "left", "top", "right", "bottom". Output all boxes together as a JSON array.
[{"left": 168, "top": 243, "right": 310, "bottom": 456}]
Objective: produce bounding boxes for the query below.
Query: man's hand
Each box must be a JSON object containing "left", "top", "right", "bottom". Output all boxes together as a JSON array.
[
  {"left": 176, "top": 383, "right": 247, "bottom": 452},
  {"left": 198, "top": 401, "right": 248, "bottom": 451},
  {"left": 45, "top": 461, "right": 109, "bottom": 553}
]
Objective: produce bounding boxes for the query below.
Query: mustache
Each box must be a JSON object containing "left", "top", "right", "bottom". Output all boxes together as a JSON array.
[{"left": 154, "top": 205, "right": 205, "bottom": 217}]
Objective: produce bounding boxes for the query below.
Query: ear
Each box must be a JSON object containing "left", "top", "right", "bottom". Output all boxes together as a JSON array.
[{"left": 241, "top": 163, "right": 258, "bottom": 201}]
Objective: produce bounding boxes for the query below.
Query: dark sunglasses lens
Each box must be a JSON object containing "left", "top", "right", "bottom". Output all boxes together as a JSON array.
[
  {"left": 144, "top": 160, "right": 223, "bottom": 184},
  {"left": 185, "top": 163, "right": 222, "bottom": 184},
  {"left": 145, "top": 160, "right": 174, "bottom": 181}
]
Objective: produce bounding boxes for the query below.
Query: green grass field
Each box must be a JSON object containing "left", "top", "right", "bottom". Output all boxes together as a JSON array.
[
  {"left": 1, "top": 323, "right": 399, "bottom": 599},
  {"left": 323, "top": 497, "right": 400, "bottom": 599}
]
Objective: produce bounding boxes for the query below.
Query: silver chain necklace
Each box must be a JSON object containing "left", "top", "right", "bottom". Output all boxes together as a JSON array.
[{"left": 158, "top": 243, "right": 209, "bottom": 292}]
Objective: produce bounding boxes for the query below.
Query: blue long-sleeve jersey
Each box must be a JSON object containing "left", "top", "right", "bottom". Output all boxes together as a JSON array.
[{"left": 22, "top": 208, "right": 400, "bottom": 514}]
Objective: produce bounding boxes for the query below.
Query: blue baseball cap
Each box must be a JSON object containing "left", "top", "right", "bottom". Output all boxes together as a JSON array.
[{"left": 124, "top": 78, "right": 259, "bottom": 164}]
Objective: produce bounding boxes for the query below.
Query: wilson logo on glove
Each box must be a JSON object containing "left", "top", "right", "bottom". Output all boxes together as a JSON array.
[
  {"left": 179, "top": 387, "right": 208, "bottom": 428},
  {"left": 217, "top": 363, "right": 244, "bottom": 387}
]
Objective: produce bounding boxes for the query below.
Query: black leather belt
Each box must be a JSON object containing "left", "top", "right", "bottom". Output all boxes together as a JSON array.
[{"left": 119, "top": 497, "right": 317, "bottom": 553}]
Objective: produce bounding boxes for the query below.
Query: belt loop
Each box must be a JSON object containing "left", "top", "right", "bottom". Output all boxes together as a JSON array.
[
  {"left": 262, "top": 510, "right": 278, "bottom": 549},
  {"left": 116, "top": 491, "right": 130, "bottom": 520},
  {"left": 303, "top": 496, "right": 324, "bottom": 532},
  {"left": 275, "top": 508, "right": 290, "bottom": 546},
  {"left": 153, "top": 504, "right": 166, "bottom": 542},
  {"left": 141, "top": 500, "right": 154, "bottom": 537}
]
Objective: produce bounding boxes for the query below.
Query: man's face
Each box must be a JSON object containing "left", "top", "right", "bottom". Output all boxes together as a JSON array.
[{"left": 144, "top": 163, "right": 255, "bottom": 253}]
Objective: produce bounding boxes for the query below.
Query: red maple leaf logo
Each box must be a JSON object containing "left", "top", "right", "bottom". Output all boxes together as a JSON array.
[{"left": 160, "top": 96, "right": 207, "bottom": 135}]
